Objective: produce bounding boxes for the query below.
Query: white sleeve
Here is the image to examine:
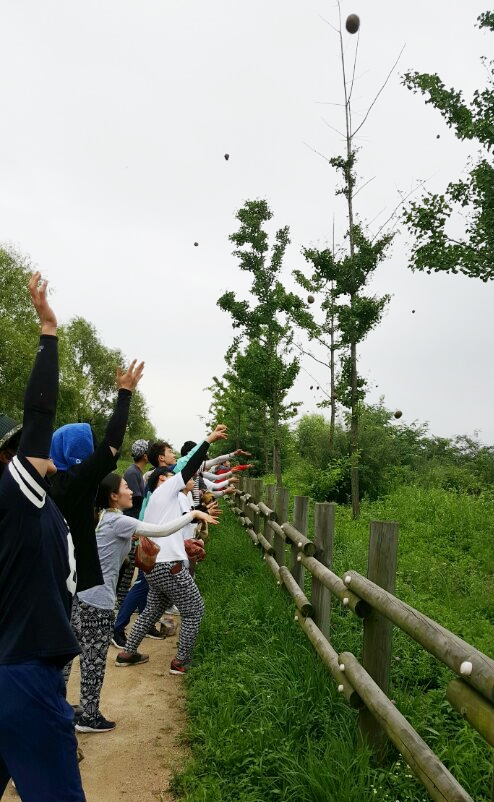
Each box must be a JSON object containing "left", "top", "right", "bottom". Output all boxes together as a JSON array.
[
  {"left": 212, "top": 489, "right": 227, "bottom": 498},
  {"left": 136, "top": 514, "right": 194, "bottom": 538},
  {"left": 209, "top": 478, "right": 229, "bottom": 491},
  {"left": 203, "top": 451, "right": 236, "bottom": 470}
]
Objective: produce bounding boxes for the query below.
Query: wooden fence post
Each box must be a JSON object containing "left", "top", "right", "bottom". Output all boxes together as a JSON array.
[
  {"left": 275, "top": 487, "right": 289, "bottom": 568},
  {"left": 291, "top": 496, "right": 309, "bottom": 590},
  {"left": 311, "top": 502, "right": 334, "bottom": 639},
  {"left": 358, "top": 520, "right": 399, "bottom": 760},
  {"left": 251, "top": 478, "right": 263, "bottom": 539},
  {"left": 264, "top": 485, "right": 276, "bottom": 546}
]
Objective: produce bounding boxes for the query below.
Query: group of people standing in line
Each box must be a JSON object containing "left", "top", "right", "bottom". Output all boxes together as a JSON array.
[{"left": 0, "top": 273, "right": 252, "bottom": 802}]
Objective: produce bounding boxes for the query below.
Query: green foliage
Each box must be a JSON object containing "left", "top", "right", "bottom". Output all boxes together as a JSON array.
[
  {"left": 402, "top": 11, "right": 494, "bottom": 280},
  {"left": 173, "top": 496, "right": 494, "bottom": 801},
  {"left": 286, "top": 404, "right": 494, "bottom": 504},
  {"left": 0, "top": 246, "right": 40, "bottom": 419},
  {"left": 217, "top": 200, "right": 304, "bottom": 486},
  {"left": 0, "top": 245, "right": 155, "bottom": 455}
]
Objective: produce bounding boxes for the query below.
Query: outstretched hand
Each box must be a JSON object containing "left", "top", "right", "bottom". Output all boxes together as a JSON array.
[
  {"left": 235, "top": 449, "right": 251, "bottom": 457},
  {"left": 117, "top": 360, "right": 145, "bottom": 392},
  {"left": 194, "top": 511, "right": 219, "bottom": 526},
  {"left": 28, "top": 272, "right": 57, "bottom": 335},
  {"left": 206, "top": 424, "right": 228, "bottom": 444}
]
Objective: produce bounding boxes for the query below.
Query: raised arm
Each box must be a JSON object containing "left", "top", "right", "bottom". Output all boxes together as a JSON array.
[
  {"left": 18, "top": 273, "right": 58, "bottom": 478},
  {"left": 105, "top": 360, "right": 144, "bottom": 457},
  {"left": 180, "top": 425, "right": 228, "bottom": 484},
  {"left": 136, "top": 509, "right": 218, "bottom": 538}
]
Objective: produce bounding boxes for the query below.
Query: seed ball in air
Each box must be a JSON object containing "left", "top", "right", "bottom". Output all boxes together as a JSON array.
[
  {"left": 345, "top": 13, "right": 360, "bottom": 34},
  {"left": 436, "top": 134, "right": 440, "bottom": 139},
  {"left": 394, "top": 410, "right": 403, "bottom": 419},
  {"left": 307, "top": 294, "right": 315, "bottom": 304},
  {"left": 412, "top": 309, "right": 415, "bottom": 313},
  {"left": 310, "top": 385, "right": 313, "bottom": 390},
  {"left": 224, "top": 153, "right": 230, "bottom": 160},
  {"left": 194, "top": 242, "right": 199, "bottom": 247}
]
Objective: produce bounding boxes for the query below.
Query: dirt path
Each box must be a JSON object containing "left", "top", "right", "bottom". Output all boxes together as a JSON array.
[{"left": 5, "top": 619, "right": 187, "bottom": 802}]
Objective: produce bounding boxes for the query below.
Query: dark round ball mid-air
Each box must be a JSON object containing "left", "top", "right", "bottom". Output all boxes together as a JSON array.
[
  {"left": 345, "top": 14, "right": 360, "bottom": 34},
  {"left": 194, "top": 242, "right": 199, "bottom": 247},
  {"left": 412, "top": 309, "right": 415, "bottom": 313},
  {"left": 224, "top": 153, "right": 230, "bottom": 160},
  {"left": 307, "top": 294, "right": 315, "bottom": 304},
  {"left": 394, "top": 410, "right": 403, "bottom": 419}
]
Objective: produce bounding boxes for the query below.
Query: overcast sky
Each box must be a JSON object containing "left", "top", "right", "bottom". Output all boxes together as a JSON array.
[{"left": 1, "top": 0, "right": 491, "bottom": 449}]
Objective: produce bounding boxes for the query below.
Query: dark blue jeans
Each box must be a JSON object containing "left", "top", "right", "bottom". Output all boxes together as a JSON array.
[
  {"left": 0, "top": 661, "right": 85, "bottom": 801},
  {"left": 113, "top": 570, "right": 149, "bottom": 637}
]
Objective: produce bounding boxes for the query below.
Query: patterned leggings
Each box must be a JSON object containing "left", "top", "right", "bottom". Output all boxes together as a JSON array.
[
  {"left": 64, "top": 598, "right": 115, "bottom": 722},
  {"left": 125, "top": 562, "right": 204, "bottom": 664}
]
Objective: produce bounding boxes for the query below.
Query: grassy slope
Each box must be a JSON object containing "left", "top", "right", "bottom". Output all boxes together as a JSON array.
[{"left": 172, "top": 486, "right": 494, "bottom": 802}]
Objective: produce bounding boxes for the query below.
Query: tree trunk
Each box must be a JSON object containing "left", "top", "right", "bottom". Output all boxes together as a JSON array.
[
  {"left": 329, "top": 299, "right": 336, "bottom": 456},
  {"left": 272, "top": 400, "right": 283, "bottom": 489},
  {"left": 350, "top": 339, "right": 360, "bottom": 519}
]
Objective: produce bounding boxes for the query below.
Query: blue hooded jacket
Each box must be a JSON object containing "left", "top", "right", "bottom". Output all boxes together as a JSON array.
[{"left": 50, "top": 423, "right": 94, "bottom": 472}]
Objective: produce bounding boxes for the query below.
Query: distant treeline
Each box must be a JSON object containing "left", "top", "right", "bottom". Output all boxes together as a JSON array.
[{"left": 0, "top": 246, "right": 156, "bottom": 453}]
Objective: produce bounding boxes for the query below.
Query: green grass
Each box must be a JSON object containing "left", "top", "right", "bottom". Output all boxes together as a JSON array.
[{"left": 170, "top": 488, "right": 494, "bottom": 802}]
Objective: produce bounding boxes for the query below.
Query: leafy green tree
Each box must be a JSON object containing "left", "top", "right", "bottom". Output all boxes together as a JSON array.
[
  {"left": 0, "top": 247, "right": 40, "bottom": 419},
  {"left": 217, "top": 200, "right": 308, "bottom": 487},
  {"left": 0, "top": 246, "right": 155, "bottom": 449},
  {"left": 297, "top": 6, "right": 395, "bottom": 516},
  {"left": 403, "top": 11, "right": 494, "bottom": 280}
]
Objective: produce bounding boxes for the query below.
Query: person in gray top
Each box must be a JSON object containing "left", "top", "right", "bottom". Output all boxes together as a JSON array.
[{"left": 65, "top": 471, "right": 216, "bottom": 733}]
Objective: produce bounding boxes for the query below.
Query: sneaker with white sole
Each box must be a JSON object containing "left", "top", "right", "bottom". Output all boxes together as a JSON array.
[
  {"left": 169, "top": 657, "right": 190, "bottom": 675},
  {"left": 145, "top": 625, "right": 165, "bottom": 640},
  {"left": 111, "top": 631, "right": 126, "bottom": 648},
  {"left": 115, "top": 651, "right": 149, "bottom": 667},
  {"left": 75, "top": 714, "right": 116, "bottom": 733}
]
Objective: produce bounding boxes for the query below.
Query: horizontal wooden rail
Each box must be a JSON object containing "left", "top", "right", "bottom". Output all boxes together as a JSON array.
[
  {"left": 258, "top": 501, "right": 276, "bottom": 520},
  {"left": 267, "top": 519, "right": 286, "bottom": 539},
  {"left": 297, "top": 617, "right": 362, "bottom": 709},
  {"left": 340, "top": 653, "right": 475, "bottom": 802},
  {"left": 245, "top": 527, "right": 258, "bottom": 545},
  {"left": 282, "top": 522, "right": 316, "bottom": 556},
  {"left": 257, "top": 533, "right": 275, "bottom": 556},
  {"left": 344, "top": 570, "right": 494, "bottom": 704},
  {"left": 279, "top": 566, "right": 313, "bottom": 617},
  {"left": 264, "top": 553, "right": 280, "bottom": 579},
  {"left": 300, "top": 555, "right": 370, "bottom": 618},
  {"left": 247, "top": 501, "right": 260, "bottom": 515},
  {"left": 446, "top": 678, "right": 494, "bottom": 749}
]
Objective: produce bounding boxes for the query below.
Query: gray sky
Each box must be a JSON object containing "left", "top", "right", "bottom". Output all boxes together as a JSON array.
[{"left": 1, "top": 0, "right": 491, "bottom": 449}]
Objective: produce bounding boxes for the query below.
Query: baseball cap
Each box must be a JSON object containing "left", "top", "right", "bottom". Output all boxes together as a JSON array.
[{"left": 131, "top": 439, "right": 149, "bottom": 460}]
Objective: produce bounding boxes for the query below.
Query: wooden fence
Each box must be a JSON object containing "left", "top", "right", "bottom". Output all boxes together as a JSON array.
[{"left": 227, "top": 476, "right": 494, "bottom": 802}]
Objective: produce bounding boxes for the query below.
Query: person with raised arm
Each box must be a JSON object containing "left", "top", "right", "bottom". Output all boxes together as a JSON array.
[
  {"left": 66, "top": 471, "right": 218, "bottom": 733},
  {"left": 0, "top": 274, "right": 85, "bottom": 802},
  {"left": 49, "top": 356, "right": 144, "bottom": 593},
  {"left": 115, "top": 424, "right": 228, "bottom": 673}
]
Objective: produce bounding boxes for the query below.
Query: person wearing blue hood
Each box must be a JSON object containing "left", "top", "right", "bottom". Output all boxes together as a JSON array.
[{"left": 49, "top": 361, "right": 144, "bottom": 593}]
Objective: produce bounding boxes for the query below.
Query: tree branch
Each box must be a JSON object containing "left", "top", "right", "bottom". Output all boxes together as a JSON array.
[{"left": 353, "top": 45, "right": 406, "bottom": 137}]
